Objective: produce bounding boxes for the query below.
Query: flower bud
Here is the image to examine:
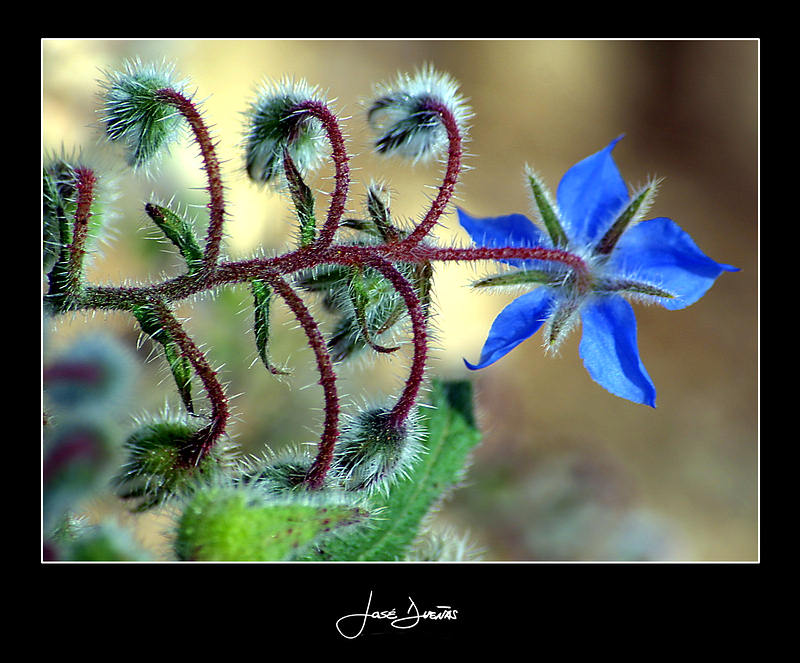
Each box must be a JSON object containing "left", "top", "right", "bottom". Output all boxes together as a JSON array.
[
  {"left": 98, "top": 58, "right": 188, "bottom": 171},
  {"left": 43, "top": 152, "right": 119, "bottom": 276},
  {"left": 332, "top": 407, "right": 424, "bottom": 493},
  {"left": 367, "top": 65, "right": 471, "bottom": 162},
  {"left": 242, "top": 78, "right": 329, "bottom": 186},
  {"left": 113, "top": 414, "right": 235, "bottom": 511},
  {"left": 174, "top": 480, "right": 369, "bottom": 561},
  {"left": 237, "top": 446, "right": 317, "bottom": 494}
]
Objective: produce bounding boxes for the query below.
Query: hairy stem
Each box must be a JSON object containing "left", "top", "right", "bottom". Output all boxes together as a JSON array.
[
  {"left": 364, "top": 257, "right": 428, "bottom": 429},
  {"left": 152, "top": 298, "right": 230, "bottom": 466},
  {"left": 291, "top": 100, "right": 350, "bottom": 249},
  {"left": 155, "top": 88, "right": 226, "bottom": 271},
  {"left": 399, "top": 99, "right": 462, "bottom": 247},
  {"left": 77, "top": 243, "right": 590, "bottom": 312},
  {"left": 66, "top": 167, "right": 97, "bottom": 295},
  {"left": 265, "top": 275, "right": 340, "bottom": 490}
]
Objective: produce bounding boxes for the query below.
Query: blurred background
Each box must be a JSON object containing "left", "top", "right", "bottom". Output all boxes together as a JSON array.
[{"left": 42, "top": 39, "right": 758, "bottom": 561}]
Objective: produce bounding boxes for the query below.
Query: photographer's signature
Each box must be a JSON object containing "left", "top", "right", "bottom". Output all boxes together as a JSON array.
[{"left": 335, "top": 590, "right": 459, "bottom": 639}]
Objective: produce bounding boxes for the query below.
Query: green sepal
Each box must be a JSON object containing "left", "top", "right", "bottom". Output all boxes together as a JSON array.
[
  {"left": 113, "top": 417, "right": 234, "bottom": 512},
  {"left": 43, "top": 166, "right": 72, "bottom": 275},
  {"left": 595, "top": 277, "right": 675, "bottom": 300},
  {"left": 472, "top": 268, "right": 560, "bottom": 289},
  {"left": 174, "top": 482, "right": 370, "bottom": 561},
  {"left": 144, "top": 203, "right": 203, "bottom": 273},
  {"left": 348, "top": 268, "right": 400, "bottom": 354},
  {"left": 251, "top": 279, "right": 290, "bottom": 375},
  {"left": 131, "top": 304, "right": 194, "bottom": 413},
  {"left": 594, "top": 180, "right": 659, "bottom": 255},
  {"left": 526, "top": 166, "right": 568, "bottom": 247},
  {"left": 365, "top": 184, "right": 400, "bottom": 241},
  {"left": 282, "top": 148, "right": 317, "bottom": 247},
  {"left": 300, "top": 378, "right": 482, "bottom": 561}
]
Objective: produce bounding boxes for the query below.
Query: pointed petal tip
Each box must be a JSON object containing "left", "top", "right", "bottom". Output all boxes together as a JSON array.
[{"left": 463, "top": 357, "right": 483, "bottom": 371}]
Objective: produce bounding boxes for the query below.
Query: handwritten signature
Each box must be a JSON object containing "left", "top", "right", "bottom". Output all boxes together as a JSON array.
[{"left": 335, "top": 590, "right": 459, "bottom": 639}]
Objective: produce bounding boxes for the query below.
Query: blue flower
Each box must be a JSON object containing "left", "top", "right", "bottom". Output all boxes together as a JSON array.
[{"left": 458, "top": 136, "right": 738, "bottom": 407}]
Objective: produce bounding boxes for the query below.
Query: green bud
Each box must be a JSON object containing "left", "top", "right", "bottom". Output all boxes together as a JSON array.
[
  {"left": 62, "top": 520, "right": 152, "bottom": 561},
  {"left": 367, "top": 66, "right": 471, "bottom": 163},
  {"left": 174, "top": 480, "right": 369, "bottom": 561},
  {"left": 237, "top": 446, "right": 316, "bottom": 494},
  {"left": 98, "top": 58, "right": 188, "bottom": 171},
  {"left": 331, "top": 407, "right": 424, "bottom": 494},
  {"left": 243, "top": 78, "right": 328, "bottom": 187},
  {"left": 113, "top": 415, "right": 235, "bottom": 512},
  {"left": 43, "top": 417, "right": 121, "bottom": 534},
  {"left": 43, "top": 334, "right": 136, "bottom": 416}
]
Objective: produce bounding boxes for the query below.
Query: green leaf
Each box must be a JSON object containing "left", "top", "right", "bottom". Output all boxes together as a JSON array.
[
  {"left": 251, "top": 279, "right": 290, "bottom": 375},
  {"left": 302, "top": 378, "right": 482, "bottom": 560},
  {"left": 131, "top": 304, "right": 194, "bottom": 413},
  {"left": 282, "top": 148, "right": 317, "bottom": 247},
  {"left": 174, "top": 484, "right": 369, "bottom": 561},
  {"left": 144, "top": 203, "right": 203, "bottom": 272}
]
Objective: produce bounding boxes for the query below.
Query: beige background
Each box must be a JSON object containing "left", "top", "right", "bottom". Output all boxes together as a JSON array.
[{"left": 42, "top": 39, "right": 757, "bottom": 561}]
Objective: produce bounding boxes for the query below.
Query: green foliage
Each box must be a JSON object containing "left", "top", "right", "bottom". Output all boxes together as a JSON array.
[
  {"left": 62, "top": 520, "right": 153, "bottom": 561},
  {"left": 174, "top": 481, "right": 369, "bottom": 561},
  {"left": 301, "top": 379, "right": 482, "bottom": 560},
  {"left": 43, "top": 61, "right": 485, "bottom": 562},
  {"left": 131, "top": 303, "right": 195, "bottom": 413},
  {"left": 144, "top": 202, "right": 203, "bottom": 272},
  {"left": 98, "top": 58, "right": 187, "bottom": 170},
  {"left": 113, "top": 417, "right": 234, "bottom": 512}
]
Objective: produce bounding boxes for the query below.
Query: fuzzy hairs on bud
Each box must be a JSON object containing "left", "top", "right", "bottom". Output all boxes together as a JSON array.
[
  {"left": 367, "top": 64, "right": 471, "bottom": 163},
  {"left": 331, "top": 406, "right": 425, "bottom": 494},
  {"left": 242, "top": 77, "right": 330, "bottom": 187},
  {"left": 97, "top": 58, "right": 189, "bottom": 172}
]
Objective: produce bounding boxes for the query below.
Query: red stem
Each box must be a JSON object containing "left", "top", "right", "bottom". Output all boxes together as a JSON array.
[
  {"left": 153, "top": 299, "right": 229, "bottom": 465},
  {"left": 265, "top": 275, "right": 340, "bottom": 490},
  {"left": 156, "top": 88, "right": 226, "bottom": 271},
  {"left": 291, "top": 100, "right": 350, "bottom": 249},
  {"left": 399, "top": 99, "right": 462, "bottom": 247},
  {"left": 364, "top": 257, "right": 428, "bottom": 429},
  {"left": 67, "top": 167, "right": 97, "bottom": 293}
]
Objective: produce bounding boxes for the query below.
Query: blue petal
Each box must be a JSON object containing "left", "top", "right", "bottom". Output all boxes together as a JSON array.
[
  {"left": 610, "top": 217, "right": 739, "bottom": 310},
  {"left": 579, "top": 296, "right": 656, "bottom": 407},
  {"left": 557, "top": 136, "right": 629, "bottom": 246},
  {"left": 457, "top": 208, "right": 547, "bottom": 268},
  {"left": 464, "top": 288, "right": 555, "bottom": 370}
]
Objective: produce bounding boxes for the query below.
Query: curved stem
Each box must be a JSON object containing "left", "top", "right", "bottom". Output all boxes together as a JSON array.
[
  {"left": 152, "top": 298, "right": 230, "bottom": 466},
  {"left": 398, "top": 99, "right": 462, "bottom": 247},
  {"left": 265, "top": 275, "right": 340, "bottom": 490},
  {"left": 156, "top": 88, "right": 226, "bottom": 271},
  {"left": 291, "top": 100, "right": 350, "bottom": 249},
  {"left": 363, "top": 257, "right": 428, "bottom": 429}
]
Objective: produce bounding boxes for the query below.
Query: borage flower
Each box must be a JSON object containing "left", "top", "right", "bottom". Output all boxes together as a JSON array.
[{"left": 458, "top": 136, "right": 737, "bottom": 407}]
